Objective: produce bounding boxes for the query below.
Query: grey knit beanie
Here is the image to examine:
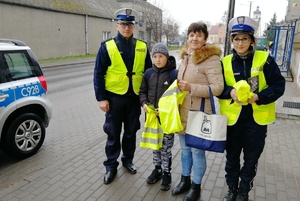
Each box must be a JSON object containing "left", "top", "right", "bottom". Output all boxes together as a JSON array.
[{"left": 152, "top": 43, "right": 169, "bottom": 58}]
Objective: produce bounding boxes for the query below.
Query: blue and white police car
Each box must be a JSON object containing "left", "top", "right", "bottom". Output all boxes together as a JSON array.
[{"left": 0, "top": 39, "right": 52, "bottom": 159}]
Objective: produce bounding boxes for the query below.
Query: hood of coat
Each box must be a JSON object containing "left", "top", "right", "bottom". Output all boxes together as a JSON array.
[
  {"left": 152, "top": 55, "right": 176, "bottom": 73},
  {"left": 179, "top": 43, "right": 222, "bottom": 64}
]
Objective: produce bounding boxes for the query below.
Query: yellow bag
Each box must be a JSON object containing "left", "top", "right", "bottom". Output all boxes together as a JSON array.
[
  {"left": 140, "top": 105, "right": 164, "bottom": 150},
  {"left": 158, "top": 80, "right": 187, "bottom": 134},
  {"left": 233, "top": 80, "right": 254, "bottom": 105}
]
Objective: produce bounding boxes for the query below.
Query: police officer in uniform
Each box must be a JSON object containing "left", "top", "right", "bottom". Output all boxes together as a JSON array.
[
  {"left": 218, "top": 16, "right": 285, "bottom": 201},
  {"left": 93, "top": 8, "right": 152, "bottom": 185}
]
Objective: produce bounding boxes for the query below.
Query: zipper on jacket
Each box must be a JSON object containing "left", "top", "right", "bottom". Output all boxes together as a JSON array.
[
  {"left": 243, "top": 60, "right": 247, "bottom": 77},
  {"left": 154, "top": 71, "right": 159, "bottom": 108}
]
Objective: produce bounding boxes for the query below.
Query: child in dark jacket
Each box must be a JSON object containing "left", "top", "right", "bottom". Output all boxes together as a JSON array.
[{"left": 139, "top": 43, "right": 177, "bottom": 191}]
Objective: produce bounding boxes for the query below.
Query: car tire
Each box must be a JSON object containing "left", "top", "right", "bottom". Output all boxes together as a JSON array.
[{"left": 1, "top": 113, "right": 45, "bottom": 159}]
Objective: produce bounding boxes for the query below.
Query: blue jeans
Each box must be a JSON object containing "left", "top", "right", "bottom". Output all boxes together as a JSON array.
[{"left": 178, "top": 134, "right": 207, "bottom": 185}]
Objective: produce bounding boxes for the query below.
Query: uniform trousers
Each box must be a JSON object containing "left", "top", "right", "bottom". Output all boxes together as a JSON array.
[
  {"left": 103, "top": 94, "right": 141, "bottom": 171},
  {"left": 225, "top": 117, "right": 267, "bottom": 192}
]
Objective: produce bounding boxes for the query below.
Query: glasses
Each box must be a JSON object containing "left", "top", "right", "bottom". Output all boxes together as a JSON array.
[
  {"left": 232, "top": 37, "right": 250, "bottom": 44},
  {"left": 117, "top": 23, "right": 134, "bottom": 28}
]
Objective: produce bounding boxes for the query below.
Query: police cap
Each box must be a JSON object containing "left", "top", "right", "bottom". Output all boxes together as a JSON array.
[
  {"left": 114, "top": 8, "right": 138, "bottom": 24},
  {"left": 228, "top": 16, "right": 259, "bottom": 35}
]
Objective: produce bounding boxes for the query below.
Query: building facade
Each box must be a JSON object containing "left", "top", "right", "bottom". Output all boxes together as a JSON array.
[
  {"left": 0, "top": 0, "right": 161, "bottom": 59},
  {"left": 209, "top": 24, "right": 226, "bottom": 44}
]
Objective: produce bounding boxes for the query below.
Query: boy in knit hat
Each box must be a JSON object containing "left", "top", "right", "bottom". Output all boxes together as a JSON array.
[{"left": 139, "top": 43, "right": 178, "bottom": 191}]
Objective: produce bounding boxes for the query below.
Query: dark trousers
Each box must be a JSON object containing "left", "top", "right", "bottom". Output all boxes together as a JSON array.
[
  {"left": 225, "top": 117, "right": 267, "bottom": 192},
  {"left": 103, "top": 95, "right": 141, "bottom": 171}
]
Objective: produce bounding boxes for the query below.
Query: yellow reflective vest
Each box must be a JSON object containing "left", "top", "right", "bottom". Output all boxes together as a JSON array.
[
  {"left": 105, "top": 39, "right": 147, "bottom": 95},
  {"left": 140, "top": 105, "right": 164, "bottom": 150},
  {"left": 219, "top": 51, "right": 275, "bottom": 125},
  {"left": 158, "top": 80, "right": 187, "bottom": 134}
]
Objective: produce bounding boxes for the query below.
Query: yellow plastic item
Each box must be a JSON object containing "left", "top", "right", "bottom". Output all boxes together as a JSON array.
[
  {"left": 233, "top": 80, "right": 254, "bottom": 105},
  {"left": 158, "top": 80, "right": 187, "bottom": 134},
  {"left": 140, "top": 105, "right": 164, "bottom": 150}
]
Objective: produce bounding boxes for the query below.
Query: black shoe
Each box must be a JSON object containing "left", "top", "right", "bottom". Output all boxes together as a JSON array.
[
  {"left": 103, "top": 170, "right": 117, "bottom": 184},
  {"left": 147, "top": 168, "right": 163, "bottom": 184},
  {"left": 235, "top": 190, "right": 249, "bottom": 201},
  {"left": 160, "top": 172, "right": 171, "bottom": 191},
  {"left": 222, "top": 186, "right": 238, "bottom": 201},
  {"left": 122, "top": 162, "right": 137, "bottom": 174},
  {"left": 171, "top": 175, "right": 191, "bottom": 195},
  {"left": 183, "top": 182, "right": 201, "bottom": 201}
]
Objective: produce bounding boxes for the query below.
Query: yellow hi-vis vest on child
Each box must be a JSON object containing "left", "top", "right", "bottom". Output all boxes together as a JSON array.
[
  {"left": 140, "top": 105, "right": 164, "bottom": 150},
  {"left": 158, "top": 80, "right": 187, "bottom": 134}
]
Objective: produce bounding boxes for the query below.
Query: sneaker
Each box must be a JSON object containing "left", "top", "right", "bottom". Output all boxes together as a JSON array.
[
  {"left": 160, "top": 172, "right": 171, "bottom": 191},
  {"left": 147, "top": 169, "right": 163, "bottom": 184}
]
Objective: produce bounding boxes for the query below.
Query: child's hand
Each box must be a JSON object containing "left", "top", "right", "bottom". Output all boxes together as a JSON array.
[{"left": 143, "top": 104, "right": 148, "bottom": 113}]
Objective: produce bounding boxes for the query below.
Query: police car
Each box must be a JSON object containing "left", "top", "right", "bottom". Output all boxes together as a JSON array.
[{"left": 0, "top": 39, "right": 52, "bottom": 159}]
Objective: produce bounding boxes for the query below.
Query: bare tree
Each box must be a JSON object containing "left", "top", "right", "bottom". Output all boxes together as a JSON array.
[
  {"left": 162, "top": 17, "right": 179, "bottom": 46},
  {"left": 146, "top": 0, "right": 180, "bottom": 47},
  {"left": 140, "top": 1, "right": 163, "bottom": 43},
  {"left": 221, "top": 11, "right": 228, "bottom": 25},
  {"left": 119, "top": 0, "right": 163, "bottom": 49},
  {"left": 116, "top": 0, "right": 180, "bottom": 49}
]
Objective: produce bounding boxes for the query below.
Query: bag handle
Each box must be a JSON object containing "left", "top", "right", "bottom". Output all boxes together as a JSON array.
[{"left": 200, "top": 86, "right": 216, "bottom": 114}]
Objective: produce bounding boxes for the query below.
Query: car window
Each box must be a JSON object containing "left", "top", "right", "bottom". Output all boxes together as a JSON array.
[{"left": 2, "top": 51, "right": 36, "bottom": 81}]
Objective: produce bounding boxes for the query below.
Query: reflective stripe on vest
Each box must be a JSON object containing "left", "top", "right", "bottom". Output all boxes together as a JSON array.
[
  {"left": 105, "top": 39, "right": 146, "bottom": 95},
  {"left": 219, "top": 51, "right": 275, "bottom": 125},
  {"left": 158, "top": 80, "right": 187, "bottom": 134},
  {"left": 140, "top": 106, "right": 164, "bottom": 150}
]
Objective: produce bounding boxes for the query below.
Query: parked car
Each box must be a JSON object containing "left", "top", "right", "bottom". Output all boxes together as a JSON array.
[
  {"left": 256, "top": 43, "right": 268, "bottom": 51},
  {"left": 0, "top": 39, "right": 52, "bottom": 159}
]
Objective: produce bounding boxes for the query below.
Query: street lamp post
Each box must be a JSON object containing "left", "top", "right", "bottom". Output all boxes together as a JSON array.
[
  {"left": 249, "top": 1, "right": 252, "bottom": 17},
  {"left": 224, "top": 0, "right": 235, "bottom": 57},
  {"left": 240, "top": 1, "right": 253, "bottom": 17}
]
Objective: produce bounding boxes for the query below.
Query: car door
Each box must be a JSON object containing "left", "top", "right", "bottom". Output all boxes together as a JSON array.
[{"left": 0, "top": 53, "right": 17, "bottom": 132}]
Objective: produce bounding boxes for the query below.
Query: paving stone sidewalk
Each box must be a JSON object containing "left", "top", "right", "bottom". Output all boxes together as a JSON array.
[
  {"left": 0, "top": 117, "right": 300, "bottom": 201},
  {"left": 0, "top": 59, "right": 299, "bottom": 201}
]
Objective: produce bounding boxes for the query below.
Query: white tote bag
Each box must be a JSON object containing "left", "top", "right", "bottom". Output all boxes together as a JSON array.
[{"left": 185, "top": 86, "right": 227, "bottom": 153}]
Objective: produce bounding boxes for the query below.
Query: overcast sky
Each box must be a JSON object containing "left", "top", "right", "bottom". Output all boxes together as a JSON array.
[{"left": 148, "top": 0, "right": 288, "bottom": 33}]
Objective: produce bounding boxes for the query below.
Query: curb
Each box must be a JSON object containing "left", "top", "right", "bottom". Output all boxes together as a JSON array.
[{"left": 40, "top": 59, "right": 95, "bottom": 68}]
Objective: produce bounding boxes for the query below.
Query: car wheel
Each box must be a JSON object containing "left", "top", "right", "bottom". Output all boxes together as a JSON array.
[{"left": 2, "top": 113, "right": 45, "bottom": 159}]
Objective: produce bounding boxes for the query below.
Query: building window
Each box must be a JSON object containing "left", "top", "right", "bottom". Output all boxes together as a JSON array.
[{"left": 103, "top": 32, "right": 111, "bottom": 40}]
